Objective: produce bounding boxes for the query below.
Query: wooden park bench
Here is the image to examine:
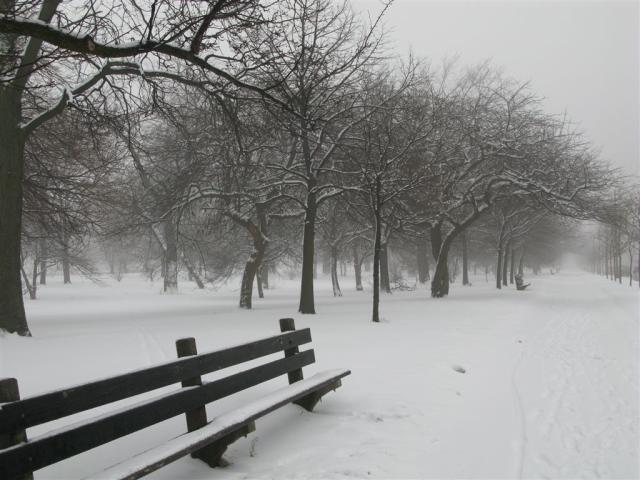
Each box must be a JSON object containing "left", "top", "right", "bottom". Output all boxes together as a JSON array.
[{"left": 0, "top": 319, "right": 350, "bottom": 480}]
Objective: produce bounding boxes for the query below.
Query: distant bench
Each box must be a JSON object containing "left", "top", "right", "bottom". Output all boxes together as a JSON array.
[{"left": 0, "top": 319, "right": 350, "bottom": 480}]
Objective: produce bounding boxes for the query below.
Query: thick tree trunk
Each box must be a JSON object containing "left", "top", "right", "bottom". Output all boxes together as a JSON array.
[
  {"left": 330, "top": 246, "right": 342, "bottom": 297},
  {"left": 39, "top": 238, "right": 47, "bottom": 285},
  {"left": 380, "top": 243, "right": 391, "bottom": 293},
  {"left": 299, "top": 192, "right": 316, "bottom": 314},
  {"left": 163, "top": 220, "right": 178, "bottom": 293},
  {"left": 518, "top": 248, "right": 525, "bottom": 276},
  {"left": 0, "top": 90, "right": 31, "bottom": 335},
  {"left": 461, "top": 232, "right": 469, "bottom": 286},
  {"left": 431, "top": 251, "right": 450, "bottom": 297},
  {"left": 353, "top": 246, "right": 363, "bottom": 291}
]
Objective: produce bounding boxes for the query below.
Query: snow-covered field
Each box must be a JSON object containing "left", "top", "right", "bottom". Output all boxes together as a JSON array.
[{"left": 1, "top": 271, "right": 638, "bottom": 479}]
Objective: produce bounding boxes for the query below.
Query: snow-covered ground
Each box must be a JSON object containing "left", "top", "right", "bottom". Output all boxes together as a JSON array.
[{"left": 1, "top": 271, "right": 638, "bottom": 479}]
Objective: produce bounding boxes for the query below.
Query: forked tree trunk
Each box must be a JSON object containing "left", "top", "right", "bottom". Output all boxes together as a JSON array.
[
  {"left": 299, "top": 191, "right": 316, "bottom": 314},
  {"left": 461, "top": 232, "right": 469, "bottom": 286},
  {"left": 239, "top": 222, "right": 267, "bottom": 309}
]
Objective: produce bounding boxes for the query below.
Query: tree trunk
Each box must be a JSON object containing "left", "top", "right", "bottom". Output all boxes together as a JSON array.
[
  {"left": 416, "top": 236, "right": 429, "bottom": 284},
  {"left": 39, "top": 238, "right": 47, "bottom": 285},
  {"left": 353, "top": 245, "right": 363, "bottom": 291},
  {"left": 239, "top": 254, "right": 259, "bottom": 309},
  {"left": 430, "top": 223, "right": 451, "bottom": 297},
  {"left": 256, "top": 268, "right": 264, "bottom": 299},
  {"left": 20, "top": 259, "right": 36, "bottom": 301},
  {"left": 496, "top": 247, "right": 503, "bottom": 290},
  {"left": 61, "top": 226, "right": 71, "bottom": 284},
  {"left": 183, "top": 254, "right": 204, "bottom": 289},
  {"left": 261, "top": 263, "right": 269, "bottom": 289},
  {"left": 0, "top": 0, "right": 59, "bottom": 336},
  {"left": 380, "top": 243, "right": 391, "bottom": 293},
  {"left": 509, "top": 246, "right": 515, "bottom": 284},
  {"left": 299, "top": 191, "right": 316, "bottom": 314},
  {"left": 238, "top": 221, "right": 267, "bottom": 309},
  {"left": 163, "top": 220, "right": 178, "bottom": 293},
  {"left": 0, "top": 101, "right": 32, "bottom": 333},
  {"left": 30, "top": 256, "right": 38, "bottom": 300},
  {"left": 502, "top": 239, "right": 510, "bottom": 287},
  {"left": 431, "top": 251, "right": 450, "bottom": 297},
  {"left": 330, "top": 246, "right": 342, "bottom": 297},
  {"left": 372, "top": 195, "right": 382, "bottom": 322},
  {"left": 461, "top": 232, "right": 469, "bottom": 286},
  {"left": 518, "top": 249, "right": 525, "bottom": 276}
]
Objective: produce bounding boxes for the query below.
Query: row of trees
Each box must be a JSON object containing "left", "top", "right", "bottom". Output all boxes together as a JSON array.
[{"left": 1, "top": 0, "right": 635, "bottom": 335}]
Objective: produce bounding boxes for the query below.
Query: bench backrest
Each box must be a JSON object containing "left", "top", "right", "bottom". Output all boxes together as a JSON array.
[{"left": 0, "top": 322, "right": 313, "bottom": 479}]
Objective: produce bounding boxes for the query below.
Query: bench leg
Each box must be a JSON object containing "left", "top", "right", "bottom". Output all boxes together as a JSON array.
[
  {"left": 294, "top": 380, "right": 342, "bottom": 412},
  {"left": 196, "top": 421, "right": 256, "bottom": 467}
]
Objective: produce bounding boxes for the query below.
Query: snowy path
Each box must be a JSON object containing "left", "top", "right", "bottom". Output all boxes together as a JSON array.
[
  {"left": 1, "top": 271, "right": 638, "bottom": 479},
  {"left": 513, "top": 277, "right": 639, "bottom": 479}
]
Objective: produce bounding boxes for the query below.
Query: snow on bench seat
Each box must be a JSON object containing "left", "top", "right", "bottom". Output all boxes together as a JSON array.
[{"left": 87, "top": 369, "right": 351, "bottom": 480}]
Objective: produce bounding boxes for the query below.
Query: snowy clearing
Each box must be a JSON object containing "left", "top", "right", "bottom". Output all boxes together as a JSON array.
[{"left": 1, "top": 271, "right": 638, "bottom": 479}]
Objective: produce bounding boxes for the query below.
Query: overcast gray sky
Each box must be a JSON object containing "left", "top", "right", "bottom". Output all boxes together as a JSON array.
[{"left": 352, "top": 0, "right": 639, "bottom": 175}]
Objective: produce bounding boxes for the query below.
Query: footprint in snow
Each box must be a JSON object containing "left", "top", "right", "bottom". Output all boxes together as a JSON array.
[{"left": 452, "top": 365, "right": 466, "bottom": 374}]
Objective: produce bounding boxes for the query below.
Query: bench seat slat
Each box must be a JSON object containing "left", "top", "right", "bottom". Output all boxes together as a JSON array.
[
  {"left": 0, "top": 350, "right": 316, "bottom": 479},
  {"left": 88, "top": 369, "right": 351, "bottom": 480},
  {"left": 0, "top": 329, "right": 312, "bottom": 433}
]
